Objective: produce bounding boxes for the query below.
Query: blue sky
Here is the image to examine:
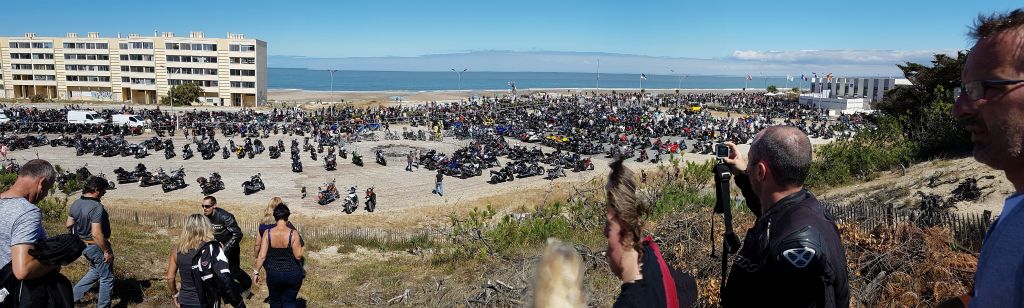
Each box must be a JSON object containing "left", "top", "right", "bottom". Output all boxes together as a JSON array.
[{"left": 1, "top": 0, "right": 1019, "bottom": 74}]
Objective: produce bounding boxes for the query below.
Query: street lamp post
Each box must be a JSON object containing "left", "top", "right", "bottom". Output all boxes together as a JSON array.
[
  {"left": 328, "top": 69, "right": 339, "bottom": 92},
  {"left": 451, "top": 68, "right": 467, "bottom": 90},
  {"left": 670, "top": 69, "right": 687, "bottom": 91}
]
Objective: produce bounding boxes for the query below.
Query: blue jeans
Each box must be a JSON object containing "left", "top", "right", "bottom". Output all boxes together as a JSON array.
[
  {"left": 266, "top": 269, "right": 304, "bottom": 308},
  {"left": 433, "top": 182, "right": 443, "bottom": 195},
  {"left": 73, "top": 244, "right": 114, "bottom": 307}
]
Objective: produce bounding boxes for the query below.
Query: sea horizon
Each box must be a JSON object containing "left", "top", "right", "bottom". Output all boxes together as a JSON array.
[{"left": 268, "top": 68, "right": 823, "bottom": 92}]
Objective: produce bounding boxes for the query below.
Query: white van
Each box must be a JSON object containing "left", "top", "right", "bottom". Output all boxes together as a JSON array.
[
  {"left": 112, "top": 114, "right": 146, "bottom": 128},
  {"left": 0, "top": 111, "right": 9, "bottom": 124},
  {"left": 67, "top": 110, "right": 105, "bottom": 124}
]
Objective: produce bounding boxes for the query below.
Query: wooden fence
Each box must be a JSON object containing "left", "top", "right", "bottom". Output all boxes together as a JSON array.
[{"left": 821, "top": 202, "right": 993, "bottom": 252}]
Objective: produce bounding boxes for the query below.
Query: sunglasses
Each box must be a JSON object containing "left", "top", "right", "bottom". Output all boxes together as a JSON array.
[{"left": 201, "top": 204, "right": 215, "bottom": 208}]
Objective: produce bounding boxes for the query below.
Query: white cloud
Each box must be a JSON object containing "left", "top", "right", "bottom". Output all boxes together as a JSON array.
[{"left": 730, "top": 49, "right": 961, "bottom": 64}]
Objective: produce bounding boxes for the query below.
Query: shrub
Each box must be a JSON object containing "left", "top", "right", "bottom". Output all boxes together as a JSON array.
[{"left": 807, "top": 115, "right": 916, "bottom": 188}]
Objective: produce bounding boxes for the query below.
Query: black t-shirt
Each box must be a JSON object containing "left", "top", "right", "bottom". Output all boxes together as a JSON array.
[{"left": 613, "top": 243, "right": 697, "bottom": 308}]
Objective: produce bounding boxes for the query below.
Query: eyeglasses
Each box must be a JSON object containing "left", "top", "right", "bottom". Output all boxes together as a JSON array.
[
  {"left": 201, "top": 204, "right": 214, "bottom": 208},
  {"left": 954, "top": 79, "right": 1024, "bottom": 101}
]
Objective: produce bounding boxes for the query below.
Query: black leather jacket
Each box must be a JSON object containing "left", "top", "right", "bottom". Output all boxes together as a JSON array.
[
  {"left": 721, "top": 173, "right": 850, "bottom": 307},
  {"left": 206, "top": 208, "right": 243, "bottom": 252}
]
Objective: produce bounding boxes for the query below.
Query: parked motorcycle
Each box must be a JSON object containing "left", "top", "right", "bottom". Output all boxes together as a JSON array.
[
  {"left": 375, "top": 149, "right": 387, "bottom": 166},
  {"left": 182, "top": 144, "right": 194, "bottom": 160},
  {"left": 161, "top": 167, "right": 187, "bottom": 192},
  {"left": 242, "top": 173, "right": 265, "bottom": 195},
  {"left": 291, "top": 157, "right": 303, "bottom": 172},
  {"left": 343, "top": 186, "right": 359, "bottom": 214},
  {"left": 317, "top": 180, "right": 339, "bottom": 205},
  {"left": 196, "top": 172, "right": 224, "bottom": 195}
]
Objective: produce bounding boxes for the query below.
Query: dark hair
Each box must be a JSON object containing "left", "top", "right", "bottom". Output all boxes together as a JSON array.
[
  {"left": 606, "top": 157, "right": 648, "bottom": 257},
  {"left": 749, "top": 126, "right": 812, "bottom": 187},
  {"left": 18, "top": 159, "right": 55, "bottom": 183},
  {"left": 203, "top": 195, "right": 217, "bottom": 205},
  {"left": 82, "top": 176, "right": 109, "bottom": 194},
  {"left": 970, "top": 9, "right": 1024, "bottom": 41},
  {"left": 273, "top": 204, "right": 290, "bottom": 221}
]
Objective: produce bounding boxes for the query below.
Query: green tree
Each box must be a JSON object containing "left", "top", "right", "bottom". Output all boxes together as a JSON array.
[
  {"left": 162, "top": 82, "right": 203, "bottom": 106},
  {"left": 767, "top": 85, "right": 778, "bottom": 93},
  {"left": 791, "top": 87, "right": 800, "bottom": 93},
  {"left": 875, "top": 51, "right": 971, "bottom": 158},
  {"left": 876, "top": 52, "right": 966, "bottom": 117}
]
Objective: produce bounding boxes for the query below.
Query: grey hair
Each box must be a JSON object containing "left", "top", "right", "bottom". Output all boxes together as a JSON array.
[
  {"left": 749, "top": 126, "right": 812, "bottom": 188},
  {"left": 18, "top": 159, "right": 55, "bottom": 183}
]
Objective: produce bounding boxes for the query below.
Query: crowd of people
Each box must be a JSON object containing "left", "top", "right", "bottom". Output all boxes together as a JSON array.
[{"left": 1, "top": 9, "right": 1023, "bottom": 307}]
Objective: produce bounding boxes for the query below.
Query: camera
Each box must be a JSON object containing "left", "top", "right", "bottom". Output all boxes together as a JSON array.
[{"left": 716, "top": 143, "right": 730, "bottom": 158}]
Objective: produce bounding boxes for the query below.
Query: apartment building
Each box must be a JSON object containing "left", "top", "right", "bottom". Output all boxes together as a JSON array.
[{"left": 0, "top": 31, "right": 267, "bottom": 106}]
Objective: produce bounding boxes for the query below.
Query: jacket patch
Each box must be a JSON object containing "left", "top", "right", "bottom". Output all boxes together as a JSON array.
[{"left": 782, "top": 247, "right": 815, "bottom": 268}]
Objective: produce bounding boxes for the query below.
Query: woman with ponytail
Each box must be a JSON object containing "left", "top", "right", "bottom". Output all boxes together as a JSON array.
[{"left": 605, "top": 157, "right": 697, "bottom": 307}]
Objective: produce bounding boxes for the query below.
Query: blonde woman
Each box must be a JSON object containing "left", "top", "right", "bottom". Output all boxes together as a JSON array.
[
  {"left": 532, "top": 238, "right": 585, "bottom": 308},
  {"left": 166, "top": 214, "right": 242, "bottom": 308}
]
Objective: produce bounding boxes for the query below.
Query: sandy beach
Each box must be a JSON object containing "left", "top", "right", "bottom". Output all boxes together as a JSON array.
[{"left": 267, "top": 88, "right": 763, "bottom": 107}]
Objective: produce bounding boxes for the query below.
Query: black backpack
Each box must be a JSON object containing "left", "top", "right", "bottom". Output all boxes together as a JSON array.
[{"left": 189, "top": 241, "right": 242, "bottom": 308}]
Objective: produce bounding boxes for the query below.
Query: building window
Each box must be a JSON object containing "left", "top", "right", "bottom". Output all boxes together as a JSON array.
[
  {"left": 119, "top": 54, "right": 154, "bottom": 61},
  {"left": 230, "top": 57, "right": 256, "bottom": 64},
  {"left": 33, "top": 75, "right": 56, "bottom": 81},
  {"left": 119, "top": 66, "right": 153, "bottom": 73},
  {"left": 11, "top": 64, "right": 32, "bottom": 70},
  {"left": 230, "top": 69, "right": 255, "bottom": 76},
  {"left": 31, "top": 53, "right": 54, "bottom": 60},
  {"left": 33, "top": 64, "right": 56, "bottom": 70},
  {"left": 169, "top": 79, "right": 218, "bottom": 87},
  {"left": 229, "top": 44, "right": 256, "bottom": 52},
  {"left": 66, "top": 75, "right": 111, "bottom": 82},
  {"left": 11, "top": 53, "right": 31, "bottom": 59},
  {"left": 66, "top": 54, "right": 111, "bottom": 60},
  {"left": 30, "top": 42, "right": 52, "bottom": 48},
  {"left": 166, "top": 55, "right": 217, "bottom": 63},
  {"left": 65, "top": 65, "right": 109, "bottom": 71},
  {"left": 8, "top": 42, "right": 30, "bottom": 48},
  {"left": 62, "top": 42, "right": 108, "bottom": 49},
  {"left": 230, "top": 81, "right": 256, "bottom": 88},
  {"left": 165, "top": 43, "right": 216, "bottom": 51}
]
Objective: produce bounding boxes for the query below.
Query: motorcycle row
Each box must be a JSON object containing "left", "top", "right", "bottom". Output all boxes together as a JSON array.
[
  {"left": 111, "top": 163, "right": 265, "bottom": 195},
  {"left": 315, "top": 179, "right": 376, "bottom": 214}
]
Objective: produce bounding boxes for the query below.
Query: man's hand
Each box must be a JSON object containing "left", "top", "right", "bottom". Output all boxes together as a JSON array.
[
  {"left": 103, "top": 251, "right": 114, "bottom": 263},
  {"left": 721, "top": 142, "right": 748, "bottom": 174}
]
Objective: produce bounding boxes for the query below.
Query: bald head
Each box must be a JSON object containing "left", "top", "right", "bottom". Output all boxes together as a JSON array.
[{"left": 749, "top": 126, "right": 812, "bottom": 188}]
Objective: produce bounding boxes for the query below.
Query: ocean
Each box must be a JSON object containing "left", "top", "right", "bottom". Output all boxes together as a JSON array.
[{"left": 269, "top": 68, "right": 806, "bottom": 92}]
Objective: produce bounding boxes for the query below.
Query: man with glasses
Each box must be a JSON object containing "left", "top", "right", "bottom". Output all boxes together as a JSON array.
[
  {"left": 68, "top": 176, "right": 114, "bottom": 307},
  {"left": 947, "top": 8, "right": 1024, "bottom": 308},
  {"left": 201, "top": 196, "right": 250, "bottom": 305}
]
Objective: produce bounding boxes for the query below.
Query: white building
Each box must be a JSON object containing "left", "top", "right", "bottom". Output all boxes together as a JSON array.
[
  {"left": 0, "top": 31, "right": 267, "bottom": 106},
  {"left": 800, "top": 76, "right": 910, "bottom": 114}
]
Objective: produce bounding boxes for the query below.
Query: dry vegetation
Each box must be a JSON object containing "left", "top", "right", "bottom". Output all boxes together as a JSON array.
[{"left": 56, "top": 156, "right": 984, "bottom": 307}]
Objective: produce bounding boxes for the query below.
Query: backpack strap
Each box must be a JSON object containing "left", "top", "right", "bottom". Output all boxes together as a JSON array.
[
  {"left": 287, "top": 229, "right": 294, "bottom": 246},
  {"left": 643, "top": 235, "right": 679, "bottom": 308}
]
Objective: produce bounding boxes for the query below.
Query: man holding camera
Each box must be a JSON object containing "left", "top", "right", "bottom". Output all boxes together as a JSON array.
[{"left": 720, "top": 126, "right": 849, "bottom": 307}]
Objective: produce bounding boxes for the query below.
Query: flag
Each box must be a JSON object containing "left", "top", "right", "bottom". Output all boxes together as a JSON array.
[
  {"left": 640, "top": 73, "right": 647, "bottom": 81},
  {"left": 801, "top": 74, "right": 807, "bottom": 81},
  {"left": 787, "top": 75, "right": 794, "bottom": 82},
  {"left": 746, "top": 75, "right": 752, "bottom": 81}
]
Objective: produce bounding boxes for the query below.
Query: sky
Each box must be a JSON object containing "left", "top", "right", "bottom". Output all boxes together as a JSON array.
[{"left": 1, "top": 0, "right": 1019, "bottom": 75}]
